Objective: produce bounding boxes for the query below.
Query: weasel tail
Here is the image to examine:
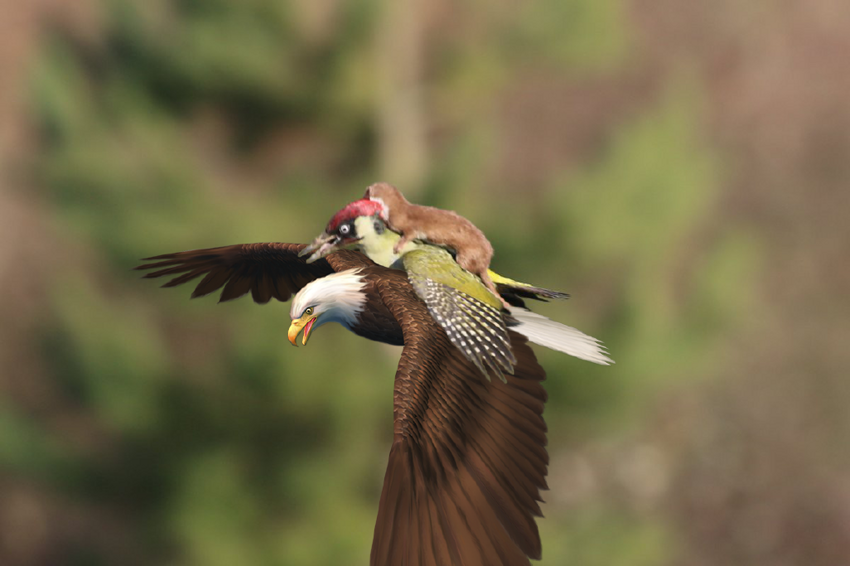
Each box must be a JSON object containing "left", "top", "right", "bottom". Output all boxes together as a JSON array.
[{"left": 507, "top": 306, "right": 614, "bottom": 365}]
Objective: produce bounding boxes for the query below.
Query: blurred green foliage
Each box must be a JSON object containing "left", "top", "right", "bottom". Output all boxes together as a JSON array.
[
  {"left": 551, "top": 86, "right": 759, "bottom": 422},
  {"left": 21, "top": 0, "right": 754, "bottom": 564}
]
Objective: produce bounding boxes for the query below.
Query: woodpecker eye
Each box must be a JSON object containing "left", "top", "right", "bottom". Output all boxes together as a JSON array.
[
  {"left": 373, "top": 219, "right": 385, "bottom": 235},
  {"left": 339, "top": 223, "right": 351, "bottom": 236}
]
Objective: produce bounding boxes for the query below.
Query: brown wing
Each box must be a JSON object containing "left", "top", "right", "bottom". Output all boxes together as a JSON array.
[
  {"left": 135, "top": 243, "right": 374, "bottom": 303},
  {"left": 372, "top": 278, "right": 549, "bottom": 566}
]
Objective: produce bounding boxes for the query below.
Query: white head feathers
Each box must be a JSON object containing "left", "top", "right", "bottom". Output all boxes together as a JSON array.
[{"left": 290, "top": 269, "right": 367, "bottom": 330}]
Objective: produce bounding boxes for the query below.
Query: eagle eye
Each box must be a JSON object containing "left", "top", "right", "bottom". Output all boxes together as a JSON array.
[{"left": 304, "top": 306, "right": 315, "bottom": 316}]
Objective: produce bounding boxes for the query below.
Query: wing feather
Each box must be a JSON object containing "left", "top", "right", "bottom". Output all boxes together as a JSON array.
[
  {"left": 218, "top": 265, "right": 254, "bottom": 302},
  {"left": 372, "top": 278, "right": 549, "bottom": 566},
  {"left": 193, "top": 267, "right": 235, "bottom": 299}
]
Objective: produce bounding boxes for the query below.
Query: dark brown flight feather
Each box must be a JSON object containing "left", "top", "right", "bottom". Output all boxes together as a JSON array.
[{"left": 137, "top": 242, "right": 549, "bottom": 566}]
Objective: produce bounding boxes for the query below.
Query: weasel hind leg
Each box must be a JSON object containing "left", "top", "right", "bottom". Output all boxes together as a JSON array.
[
  {"left": 455, "top": 250, "right": 509, "bottom": 309},
  {"left": 478, "top": 269, "right": 511, "bottom": 310}
]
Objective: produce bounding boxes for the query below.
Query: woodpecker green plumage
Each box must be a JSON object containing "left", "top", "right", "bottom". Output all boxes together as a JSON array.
[
  {"left": 354, "top": 215, "right": 517, "bottom": 379},
  {"left": 405, "top": 250, "right": 516, "bottom": 379}
]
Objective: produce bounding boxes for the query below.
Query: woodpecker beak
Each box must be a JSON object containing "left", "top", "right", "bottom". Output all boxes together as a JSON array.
[
  {"left": 300, "top": 232, "right": 340, "bottom": 264},
  {"left": 300, "top": 231, "right": 360, "bottom": 263},
  {"left": 288, "top": 314, "right": 318, "bottom": 346}
]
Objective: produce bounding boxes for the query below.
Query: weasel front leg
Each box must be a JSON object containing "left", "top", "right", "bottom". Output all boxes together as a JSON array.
[{"left": 392, "top": 232, "right": 416, "bottom": 255}]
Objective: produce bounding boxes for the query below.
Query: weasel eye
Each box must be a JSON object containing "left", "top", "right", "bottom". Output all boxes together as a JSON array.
[
  {"left": 339, "top": 224, "right": 351, "bottom": 236},
  {"left": 304, "top": 306, "right": 314, "bottom": 316}
]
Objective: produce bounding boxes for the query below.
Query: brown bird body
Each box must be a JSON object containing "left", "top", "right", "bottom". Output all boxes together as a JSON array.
[
  {"left": 364, "top": 182, "right": 506, "bottom": 306},
  {"left": 136, "top": 243, "right": 548, "bottom": 566}
]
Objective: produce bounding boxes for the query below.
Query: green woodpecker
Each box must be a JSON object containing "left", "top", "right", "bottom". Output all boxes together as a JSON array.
[{"left": 300, "top": 200, "right": 612, "bottom": 379}]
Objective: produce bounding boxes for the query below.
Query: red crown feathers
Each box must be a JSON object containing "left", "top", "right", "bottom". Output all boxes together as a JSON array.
[{"left": 326, "top": 199, "right": 386, "bottom": 232}]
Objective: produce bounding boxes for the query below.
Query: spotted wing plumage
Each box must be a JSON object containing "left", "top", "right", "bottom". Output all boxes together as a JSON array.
[
  {"left": 402, "top": 248, "right": 516, "bottom": 381},
  {"left": 372, "top": 277, "right": 549, "bottom": 566},
  {"left": 407, "top": 273, "right": 516, "bottom": 381}
]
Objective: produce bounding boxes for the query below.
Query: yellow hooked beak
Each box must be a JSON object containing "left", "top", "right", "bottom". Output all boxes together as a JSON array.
[{"left": 288, "top": 314, "right": 319, "bottom": 346}]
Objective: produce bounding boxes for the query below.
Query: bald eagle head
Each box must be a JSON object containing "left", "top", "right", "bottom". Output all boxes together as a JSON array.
[{"left": 288, "top": 269, "right": 367, "bottom": 346}]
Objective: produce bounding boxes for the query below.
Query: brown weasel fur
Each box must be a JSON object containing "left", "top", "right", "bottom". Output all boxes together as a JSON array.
[{"left": 364, "top": 182, "right": 508, "bottom": 308}]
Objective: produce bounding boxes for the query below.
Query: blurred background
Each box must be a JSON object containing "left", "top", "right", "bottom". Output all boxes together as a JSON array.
[{"left": 1, "top": 0, "right": 849, "bottom": 564}]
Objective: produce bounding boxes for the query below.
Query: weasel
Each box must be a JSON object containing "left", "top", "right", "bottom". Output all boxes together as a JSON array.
[{"left": 364, "top": 182, "right": 507, "bottom": 308}]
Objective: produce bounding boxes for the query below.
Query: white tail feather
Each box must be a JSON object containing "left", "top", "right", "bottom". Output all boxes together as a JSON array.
[{"left": 508, "top": 307, "right": 614, "bottom": 365}]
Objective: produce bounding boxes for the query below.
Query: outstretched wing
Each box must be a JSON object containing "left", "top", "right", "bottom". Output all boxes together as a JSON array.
[
  {"left": 371, "top": 277, "right": 549, "bottom": 566},
  {"left": 135, "top": 243, "right": 373, "bottom": 303}
]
